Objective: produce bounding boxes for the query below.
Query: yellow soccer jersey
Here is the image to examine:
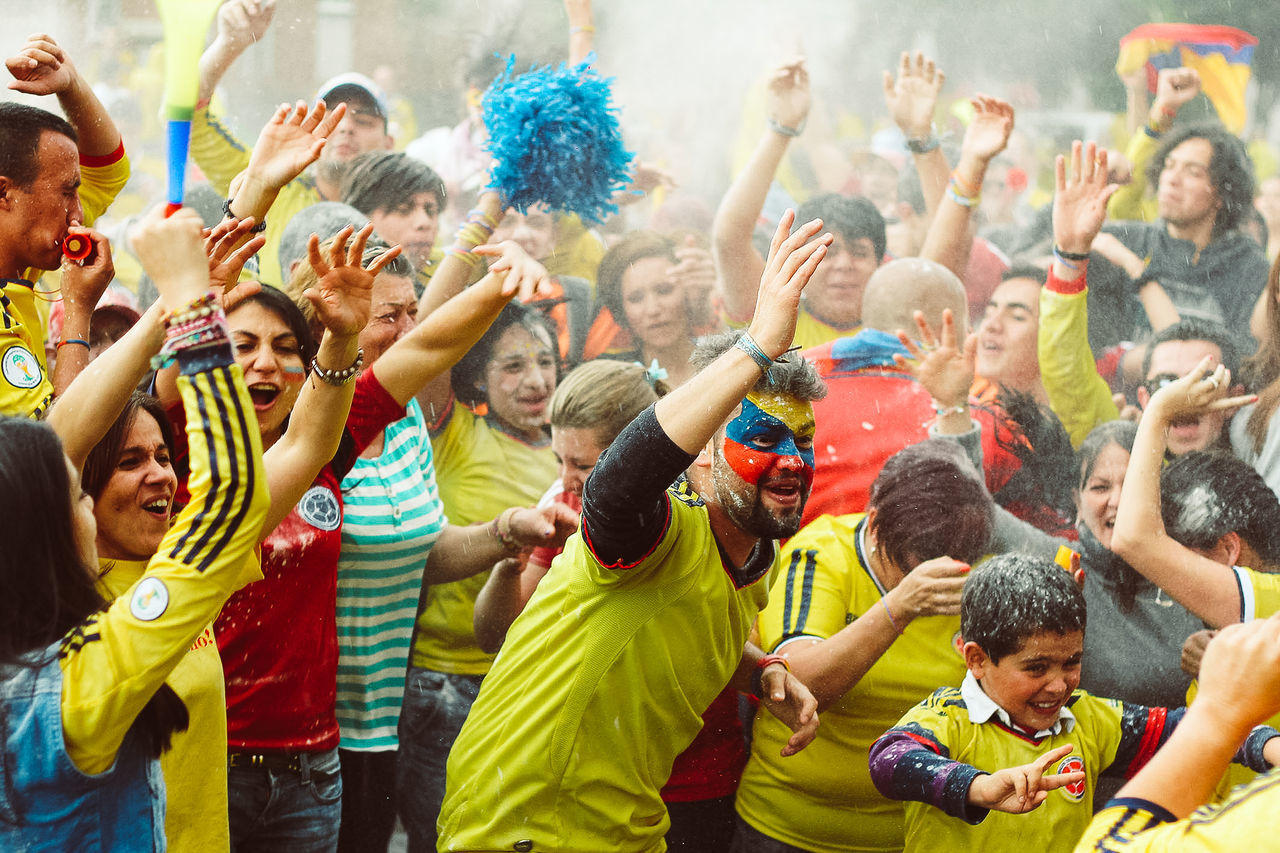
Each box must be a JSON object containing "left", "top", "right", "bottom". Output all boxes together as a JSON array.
[
  {"left": 735, "top": 513, "right": 967, "bottom": 853},
  {"left": 1233, "top": 565, "right": 1280, "bottom": 622},
  {"left": 438, "top": 481, "right": 778, "bottom": 853},
  {"left": 3, "top": 151, "right": 130, "bottom": 419},
  {"left": 410, "top": 401, "right": 557, "bottom": 675},
  {"left": 890, "top": 689, "right": 1130, "bottom": 853},
  {"left": 1075, "top": 768, "right": 1280, "bottom": 852},
  {"left": 59, "top": 365, "right": 268, "bottom": 776}
]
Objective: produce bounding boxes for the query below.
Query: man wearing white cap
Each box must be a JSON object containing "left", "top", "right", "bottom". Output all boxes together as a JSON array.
[{"left": 189, "top": 0, "right": 395, "bottom": 288}]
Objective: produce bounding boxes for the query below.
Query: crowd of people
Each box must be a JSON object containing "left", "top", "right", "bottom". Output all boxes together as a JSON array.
[{"left": 7, "top": 2, "right": 1280, "bottom": 851}]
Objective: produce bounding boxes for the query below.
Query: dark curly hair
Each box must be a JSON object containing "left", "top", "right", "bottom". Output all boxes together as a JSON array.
[{"left": 1145, "top": 123, "right": 1255, "bottom": 236}]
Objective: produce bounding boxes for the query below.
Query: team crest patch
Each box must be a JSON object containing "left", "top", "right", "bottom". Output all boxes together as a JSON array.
[
  {"left": 130, "top": 577, "right": 169, "bottom": 621},
  {"left": 298, "top": 485, "right": 341, "bottom": 531},
  {"left": 1, "top": 344, "right": 42, "bottom": 389},
  {"left": 1057, "top": 754, "right": 1087, "bottom": 802}
]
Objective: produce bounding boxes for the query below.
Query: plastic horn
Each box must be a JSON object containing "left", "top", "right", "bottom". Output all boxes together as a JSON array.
[
  {"left": 62, "top": 234, "right": 92, "bottom": 262},
  {"left": 155, "top": 0, "right": 222, "bottom": 215}
]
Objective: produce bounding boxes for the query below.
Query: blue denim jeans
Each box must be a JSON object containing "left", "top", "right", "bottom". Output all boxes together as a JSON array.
[
  {"left": 395, "top": 668, "right": 484, "bottom": 853},
  {"left": 228, "top": 746, "right": 343, "bottom": 853}
]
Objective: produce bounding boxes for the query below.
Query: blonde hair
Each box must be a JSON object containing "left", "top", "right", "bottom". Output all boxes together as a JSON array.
[{"left": 550, "top": 360, "right": 664, "bottom": 445}]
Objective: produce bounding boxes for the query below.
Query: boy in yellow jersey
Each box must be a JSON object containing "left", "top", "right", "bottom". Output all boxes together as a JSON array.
[
  {"left": 870, "top": 554, "right": 1280, "bottom": 852},
  {"left": 437, "top": 212, "right": 831, "bottom": 853},
  {"left": 1076, "top": 614, "right": 1280, "bottom": 852}
]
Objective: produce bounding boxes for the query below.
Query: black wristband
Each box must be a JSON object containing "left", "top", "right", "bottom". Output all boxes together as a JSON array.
[
  {"left": 222, "top": 198, "right": 268, "bottom": 234},
  {"left": 1053, "top": 245, "right": 1091, "bottom": 262}
]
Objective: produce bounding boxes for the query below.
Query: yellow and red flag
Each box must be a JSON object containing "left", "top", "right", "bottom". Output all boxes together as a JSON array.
[{"left": 1117, "top": 23, "right": 1258, "bottom": 135}]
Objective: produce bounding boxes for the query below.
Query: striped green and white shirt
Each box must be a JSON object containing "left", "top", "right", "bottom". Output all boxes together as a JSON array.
[{"left": 336, "top": 399, "right": 447, "bottom": 751}]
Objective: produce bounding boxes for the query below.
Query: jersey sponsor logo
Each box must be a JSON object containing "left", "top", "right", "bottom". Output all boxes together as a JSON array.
[
  {"left": 1057, "top": 754, "right": 1087, "bottom": 802},
  {"left": 298, "top": 485, "right": 342, "bottom": 531},
  {"left": 1, "top": 344, "right": 42, "bottom": 389},
  {"left": 130, "top": 577, "right": 170, "bottom": 621}
]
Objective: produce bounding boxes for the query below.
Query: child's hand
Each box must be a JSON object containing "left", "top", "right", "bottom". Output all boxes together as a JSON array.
[{"left": 966, "top": 744, "right": 1085, "bottom": 814}]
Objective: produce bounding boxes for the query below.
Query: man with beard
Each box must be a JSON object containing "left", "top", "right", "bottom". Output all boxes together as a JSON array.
[{"left": 437, "top": 214, "right": 828, "bottom": 853}]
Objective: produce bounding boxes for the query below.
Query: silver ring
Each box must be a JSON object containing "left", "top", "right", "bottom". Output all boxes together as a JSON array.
[{"left": 1205, "top": 376, "right": 1220, "bottom": 390}]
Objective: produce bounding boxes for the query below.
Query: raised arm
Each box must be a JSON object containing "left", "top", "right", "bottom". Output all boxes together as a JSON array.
[
  {"left": 919, "top": 95, "right": 1013, "bottom": 278},
  {"left": 882, "top": 51, "right": 948, "bottom": 218},
  {"left": 1110, "top": 359, "right": 1256, "bottom": 627},
  {"left": 1108, "top": 67, "right": 1200, "bottom": 222},
  {"left": 712, "top": 58, "right": 810, "bottom": 324},
  {"left": 565, "top": 0, "right": 594, "bottom": 66},
  {"left": 226, "top": 99, "right": 346, "bottom": 225},
  {"left": 1039, "top": 141, "right": 1122, "bottom": 447},
  {"left": 58, "top": 206, "right": 270, "bottom": 773},
  {"left": 49, "top": 227, "right": 115, "bottom": 396},
  {"left": 7, "top": 33, "right": 121, "bottom": 157},
  {"left": 256, "top": 224, "right": 387, "bottom": 535},
  {"left": 197, "top": 0, "right": 276, "bottom": 104}
]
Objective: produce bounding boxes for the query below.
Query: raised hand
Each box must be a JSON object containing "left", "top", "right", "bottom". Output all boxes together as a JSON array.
[
  {"left": 748, "top": 210, "right": 832, "bottom": 357},
  {"left": 204, "top": 218, "right": 267, "bottom": 307},
  {"left": 758, "top": 665, "right": 820, "bottom": 756},
  {"left": 1153, "top": 67, "right": 1201, "bottom": 115},
  {"left": 967, "top": 744, "right": 1086, "bottom": 814},
  {"left": 1194, "top": 614, "right": 1280, "bottom": 736},
  {"left": 1180, "top": 629, "right": 1216, "bottom": 678},
  {"left": 304, "top": 223, "right": 399, "bottom": 337},
  {"left": 474, "top": 240, "right": 553, "bottom": 302},
  {"left": 244, "top": 100, "right": 347, "bottom": 191},
  {"left": 214, "top": 0, "right": 277, "bottom": 53},
  {"left": 1053, "top": 141, "right": 1119, "bottom": 256},
  {"left": 893, "top": 309, "right": 975, "bottom": 411},
  {"left": 767, "top": 58, "right": 810, "bottom": 133},
  {"left": 668, "top": 236, "right": 717, "bottom": 320},
  {"left": 960, "top": 95, "right": 1014, "bottom": 166},
  {"left": 885, "top": 556, "right": 970, "bottom": 620},
  {"left": 132, "top": 207, "right": 213, "bottom": 309},
  {"left": 882, "top": 51, "right": 945, "bottom": 139},
  {"left": 1146, "top": 357, "right": 1255, "bottom": 425},
  {"left": 6, "top": 34, "right": 77, "bottom": 96}
]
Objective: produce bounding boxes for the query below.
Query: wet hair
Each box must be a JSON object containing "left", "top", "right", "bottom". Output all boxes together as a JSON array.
[
  {"left": 1001, "top": 263, "right": 1048, "bottom": 286},
  {"left": 795, "top": 193, "right": 887, "bottom": 262},
  {"left": 0, "top": 418, "right": 188, "bottom": 759},
  {"left": 1145, "top": 123, "right": 1255, "bottom": 235},
  {"left": 690, "top": 331, "right": 827, "bottom": 403},
  {"left": 452, "top": 300, "right": 560, "bottom": 408},
  {"left": 1244, "top": 253, "right": 1280, "bottom": 452},
  {"left": 277, "top": 202, "right": 371, "bottom": 285},
  {"left": 1141, "top": 318, "right": 1239, "bottom": 382},
  {"left": 990, "top": 389, "right": 1076, "bottom": 521},
  {"left": 81, "top": 394, "right": 176, "bottom": 501},
  {"left": 594, "top": 231, "right": 678, "bottom": 331},
  {"left": 550, "top": 360, "right": 664, "bottom": 446},
  {"left": 339, "top": 151, "right": 447, "bottom": 217},
  {"left": 0, "top": 102, "right": 76, "bottom": 188},
  {"left": 867, "top": 439, "right": 994, "bottom": 573},
  {"left": 228, "top": 285, "right": 318, "bottom": 369},
  {"left": 1077, "top": 420, "right": 1138, "bottom": 492},
  {"left": 1161, "top": 451, "right": 1280, "bottom": 565},
  {"left": 961, "top": 553, "right": 1086, "bottom": 662}
]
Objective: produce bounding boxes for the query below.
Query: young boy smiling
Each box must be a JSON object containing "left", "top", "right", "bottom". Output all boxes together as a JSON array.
[{"left": 869, "top": 554, "right": 1280, "bottom": 851}]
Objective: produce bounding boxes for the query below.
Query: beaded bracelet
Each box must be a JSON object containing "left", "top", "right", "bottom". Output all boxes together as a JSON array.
[
  {"left": 151, "top": 308, "right": 230, "bottom": 369},
  {"left": 310, "top": 347, "right": 364, "bottom": 386},
  {"left": 489, "top": 507, "right": 523, "bottom": 554},
  {"left": 932, "top": 401, "right": 967, "bottom": 418},
  {"left": 735, "top": 331, "right": 775, "bottom": 373},
  {"left": 165, "top": 293, "right": 218, "bottom": 327},
  {"left": 221, "top": 198, "right": 268, "bottom": 233}
]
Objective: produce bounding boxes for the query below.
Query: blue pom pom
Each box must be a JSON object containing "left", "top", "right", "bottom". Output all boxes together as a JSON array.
[{"left": 483, "top": 55, "right": 634, "bottom": 224}]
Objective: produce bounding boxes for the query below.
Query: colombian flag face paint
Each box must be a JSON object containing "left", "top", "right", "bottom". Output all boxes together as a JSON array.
[{"left": 723, "top": 392, "right": 816, "bottom": 487}]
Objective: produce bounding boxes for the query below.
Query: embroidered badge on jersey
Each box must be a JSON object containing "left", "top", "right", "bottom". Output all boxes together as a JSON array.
[
  {"left": 2, "top": 344, "right": 42, "bottom": 389},
  {"left": 130, "top": 577, "right": 170, "bottom": 621},
  {"left": 1058, "top": 753, "right": 1087, "bottom": 802},
  {"left": 298, "top": 484, "right": 342, "bottom": 531}
]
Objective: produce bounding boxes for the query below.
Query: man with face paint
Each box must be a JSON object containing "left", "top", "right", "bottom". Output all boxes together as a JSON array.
[{"left": 438, "top": 213, "right": 830, "bottom": 853}]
